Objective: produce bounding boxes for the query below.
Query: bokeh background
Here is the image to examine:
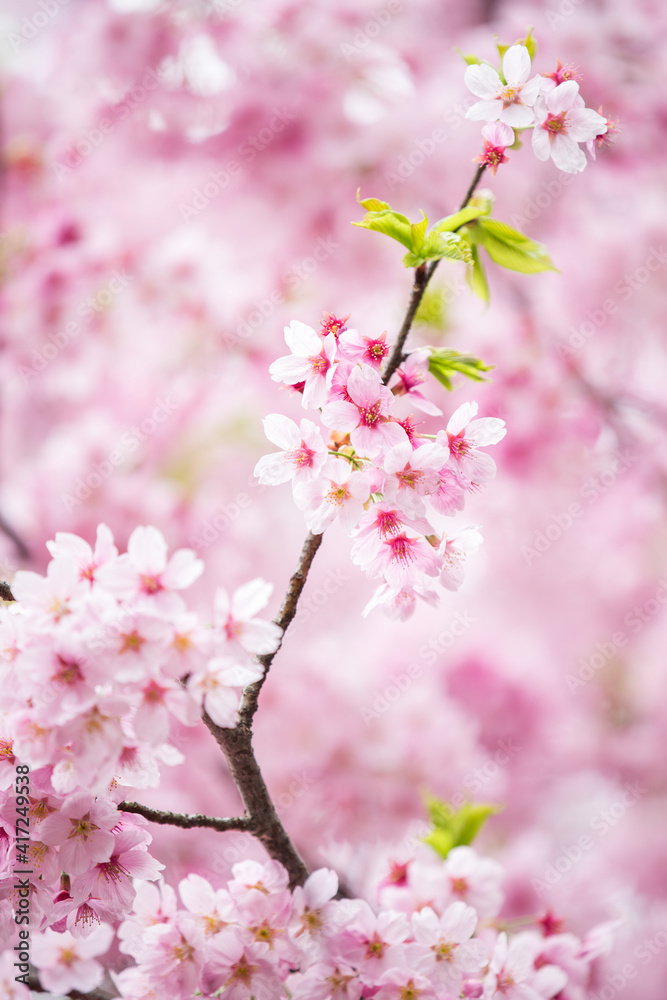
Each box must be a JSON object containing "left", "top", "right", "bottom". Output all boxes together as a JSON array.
[{"left": 1, "top": 0, "right": 667, "bottom": 995}]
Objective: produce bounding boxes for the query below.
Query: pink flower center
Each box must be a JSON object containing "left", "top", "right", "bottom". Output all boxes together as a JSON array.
[
  {"left": 376, "top": 509, "right": 402, "bottom": 536},
  {"left": 499, "top": 84, "right": 520, "bottom": 107},
  {"left": 388, "top": 534, "right": 416, "bottom": 565},
  {"left": 120, "top": 630, "right": 146, "bottom": 653},
  {"left": 543, "top": 111, "right": 568, "bottom": 134},
  {"left": 485, "top": 145, "right": 505, "bottom": 166},
  {"left": 449, "top": 434, "right": 470, "bottom": 458},
  {"left": 436, "top": 940, "right": 455, "bottom": 962},
  {"left": 308, "top": 354, "right": 330, "bottom": 375},
  {"left": 0, "top": 738, "right": 14, "bottom": 760},
  {"left": 365, "top": 933, "right": 386, "bottom": 959},
  {"left": 54, "top": 655, "right": 83, "bottom": 686},
  {"left": 291, "top": 442, "right": 316, "bottom": 468},
  {"left": 398, "top": 467, "right": 422, "bottom": 489},
  {"left": 360, "top": 400, "right": 382, "bottom": 426},
  {"left": 326, "top": 484, "right": 350, "bottom": 506},
  {"left": 140, "top": 574, "right": 162, "bottom": 594},
  {"left": 366, "top": 339, "right": 389, "bottom": 362},
  {"left": 387, "top": 860, "right": 409, "bottom": 885}
]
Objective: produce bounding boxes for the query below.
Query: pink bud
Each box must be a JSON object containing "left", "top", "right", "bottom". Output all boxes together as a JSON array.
[{"left": 463, "top": 981, "right": 484, "bottom": 999}]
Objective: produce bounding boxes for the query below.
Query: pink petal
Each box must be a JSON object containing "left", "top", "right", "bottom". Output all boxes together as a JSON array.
[{"left": 464, "top": 63, "right": 502, "bottom": 100}]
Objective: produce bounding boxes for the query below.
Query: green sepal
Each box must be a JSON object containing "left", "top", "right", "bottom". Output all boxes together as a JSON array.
[
  {"left": 454, "top": 47, "right": 483, "bottom": 66},
  {"left": 403, "top": 230, "right": 472, "bottom": 268},
  {"left": 477, "top": 218, "right": 558, "bottom": 274},
  {"left": 427, "top": 347, "right": 493, "bottom": 390}
]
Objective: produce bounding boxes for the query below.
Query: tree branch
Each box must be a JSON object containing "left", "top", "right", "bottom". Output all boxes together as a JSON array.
[
  {"left": 118, "top": 801, "right": 251, "bottom": 832},
  {"left": 28, "top": 971, "right": 115, "bottom": 999},
  {"left": 0, "top": 580, "right": 15, "bottom": 602},
  {"left": 239, "top": 530, "right": 323, "bottom": 727},
  {"left": 381, "top": 162, "right": 488, "bottom": 386}
]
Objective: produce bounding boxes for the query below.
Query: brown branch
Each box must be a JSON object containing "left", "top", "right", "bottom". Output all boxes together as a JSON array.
[
  {"left": 28, "top": 971, "right": 115, "bottom": 999},
  {"left": 203, "top": 714, "right": 309, "bottom": 889},
  {"left": 119, "top": 801, "right": 251, "bottom": 832},
  {"left": 0, "top": 580, "right": 14, "bottom": 602},
  {"left": 239, "top": 530, "right": 323, "bottom": 727},
  {"left": 381, "top": 162, "right": 488, "bottom": 385}
]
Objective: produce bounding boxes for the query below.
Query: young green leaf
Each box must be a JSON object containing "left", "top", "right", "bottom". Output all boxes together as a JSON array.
[
  {"left": 432, "top": 204, "right": 489, "bottom": 233},
  {"left": 477, "top": 218, "right": 557, "bottom": 274},
  {"left": 454, "top": 47, "right": 483, "bottom": 66},
  {"left": 427, "top": 348, "right": 493, "bottom": 390},
  {"left": 466, "top": 245, "right": 490, "bottom": 303},
  {"left": 422, "top": 795, "right": 503, "bottom": 859},
  {"left": 403, "top": 231, "right": 472, "bottom": 268}
]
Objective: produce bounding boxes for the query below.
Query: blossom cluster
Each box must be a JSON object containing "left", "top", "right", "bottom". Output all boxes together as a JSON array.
[
  {"left": 95, "top": 846, "right": 607, "bottom": 999},
  {"left": 255, "top": 317, "right": 506, "bottom": 620},
  {"left": 0, "top": 525, "right": 281, "bottom": 948},
  {"left": 465, "top": 45, "right": 613, "bottom": 174}
]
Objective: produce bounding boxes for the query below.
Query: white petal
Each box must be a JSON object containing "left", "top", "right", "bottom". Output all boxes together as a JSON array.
[
  {"left": 127, "top": 526, "right": 167, "bottom": 575},
  {"left": 466, "top": 99, "right": 502, "bottom": 122},
  {"left": 547, "top": 80, "right": 580, "bottom": 115},
  {"left": 551, "top": 133, "right": 587, "bottom": 173},
  {"left": 284, "top": 320, "right": 319, "bottom": 356},
  {"left": 502, "top": 45, "right": 531, "bottom": 86},
  {"left": 567, "top": 107, "right": 607, "bottom": 142},
  {"left": 500, "top": 102, "right": 535, "bottom": 128},
  {"left": 269, "top": 355, "right": 309, "bottom": 384},
  {"left": 254, "top": 451, "right": 295, "bottom": 486},
  {"left": 262, "top": 413, "right": 300, "bottom": 450},
  {"left": 531, "top": 126, "right": 551, "bottom": 161},
  {"left": 231, "top": 578, "right": 273, "bottom": 620},
  {"left": 464, "top": 63, "right": 502, "bottom": 100},
  {"left": 447, "top": 401, "right": 477, "bottom": 437},
  {"left": 466, "top": 417, "right": 506, "bottom": 447},
  {"left": 520, "top": 75, "right": 542, "bottom": 107}
]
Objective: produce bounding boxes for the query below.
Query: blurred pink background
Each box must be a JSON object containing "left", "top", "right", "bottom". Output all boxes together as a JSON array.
[{"left": 1, "top": 0, "right": 667, "bottom": 995}]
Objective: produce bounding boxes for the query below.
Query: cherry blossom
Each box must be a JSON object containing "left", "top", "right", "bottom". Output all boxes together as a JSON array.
[
  {"left": 320, "top": 364, "right": 408, "bottom": 459},
  {"left": 474, "top": 122, "right": 516, "bottom": 176},
  {"left": 31, "top": 923, "right": 114, "bottom": 994},
  {"left": 465, "top": 45, "right": 542, "bottom": 128},
  {"left": 270, "top": 321, "right": 337, "bottom": 409},
  {"left": 390, "top": 349, "right": 443, "bottom": 416},
  {"left": 255, "top": 414, "right": 328, "bottom": 486},
  {"left": 531, "top": 81, "right": 607, "bottom": 173},
  {"left": 438, "top": 402, "right": 506, "bottom": 488},
  {"left": 213, "top": 578, "right": 283, "bottom": 657},
  {"left": 294, "top": 456, "right": 371, "bottom": 534}
]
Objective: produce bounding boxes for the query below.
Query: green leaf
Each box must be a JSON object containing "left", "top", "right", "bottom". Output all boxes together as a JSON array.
[
  {"left": 403, "top": 231, "right": 472, "bottom": 268},
  {"left": 432, "top": 205, "right": 488, "bottom": 233},
  {"left": 477, "top": 218, "right": 557, "bottom": 274},
  {"left": 466, "top": 245, "right": 490, "bottom": 303},
  {"left": 423, "top": 796, "right": 503, "bottom": 859},
  {"left": 356, "top": 189, "right": 390, "bottom": 213},
  {"left": 353, "top": 207, "right": 416, "bottom": 252},
  {"left": 427, "top": 348, "right": 493, "bottom": 390}
]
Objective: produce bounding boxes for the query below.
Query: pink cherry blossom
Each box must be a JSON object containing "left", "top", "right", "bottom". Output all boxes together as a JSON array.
[
  {"left": 390, "top": 348, "right": 443, "bottom": 416},
  {"left": 96, "top": 526, "right": 203, "bottom": 612},
  {"left": 473, "top": 122, "right": 516, "bottom": 176},
  {"left": 270, "top": 321, "right": 337, "bottom": 409},
  {"left": 439, "top": 526, "right": 484, "bottom": 591},
  {"left": 46, "top": 523, "right": 118, "bottom": 585},
  {"left": 382, "top": 441, "right": 449, "bottom": 515},
  {"left": 38, "top": 793, "right": 119, "bottom": 875},
  {"left": 213, "top": 578, "right": 282, "bottom": 657},
  {"left": 187, "top": 656, "right": 263, "bottom": 728},
  {"left": 320, "top": 364, "right": 408, "bottom": 459},
  {"left": 531, "top": 81, "right": 607, "bottom": 173},
  {"left": 438, "top": 402, "right": 506, "bottom": 488},
  {"left": 465, "top": 46, "right": 542, "bottom": 128},
  {"left": 412, "top": 903, "right": 487, "bottom": 993},
  {"left": 254, "top": 414, "right": 328, "bottom": 486},
  {"left": 294, "top": 456, "right": 371, "bottom": 534},
  {"left": 31, "top": 923, "right": 114, "bottom": 994},
  {"left": 338, "top": 328, "right": 390, "bottom": 370}
]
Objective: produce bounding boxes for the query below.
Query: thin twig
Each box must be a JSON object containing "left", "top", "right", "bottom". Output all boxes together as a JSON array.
[
  {"left": 382, "top": 163, "right": 487, "bottom": 385},
  {"left": 119, "top": 801, "right": 251, "bottom": 832},
  {"left": 0, "top": 580, "right": 14, "bottom": 602}
]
